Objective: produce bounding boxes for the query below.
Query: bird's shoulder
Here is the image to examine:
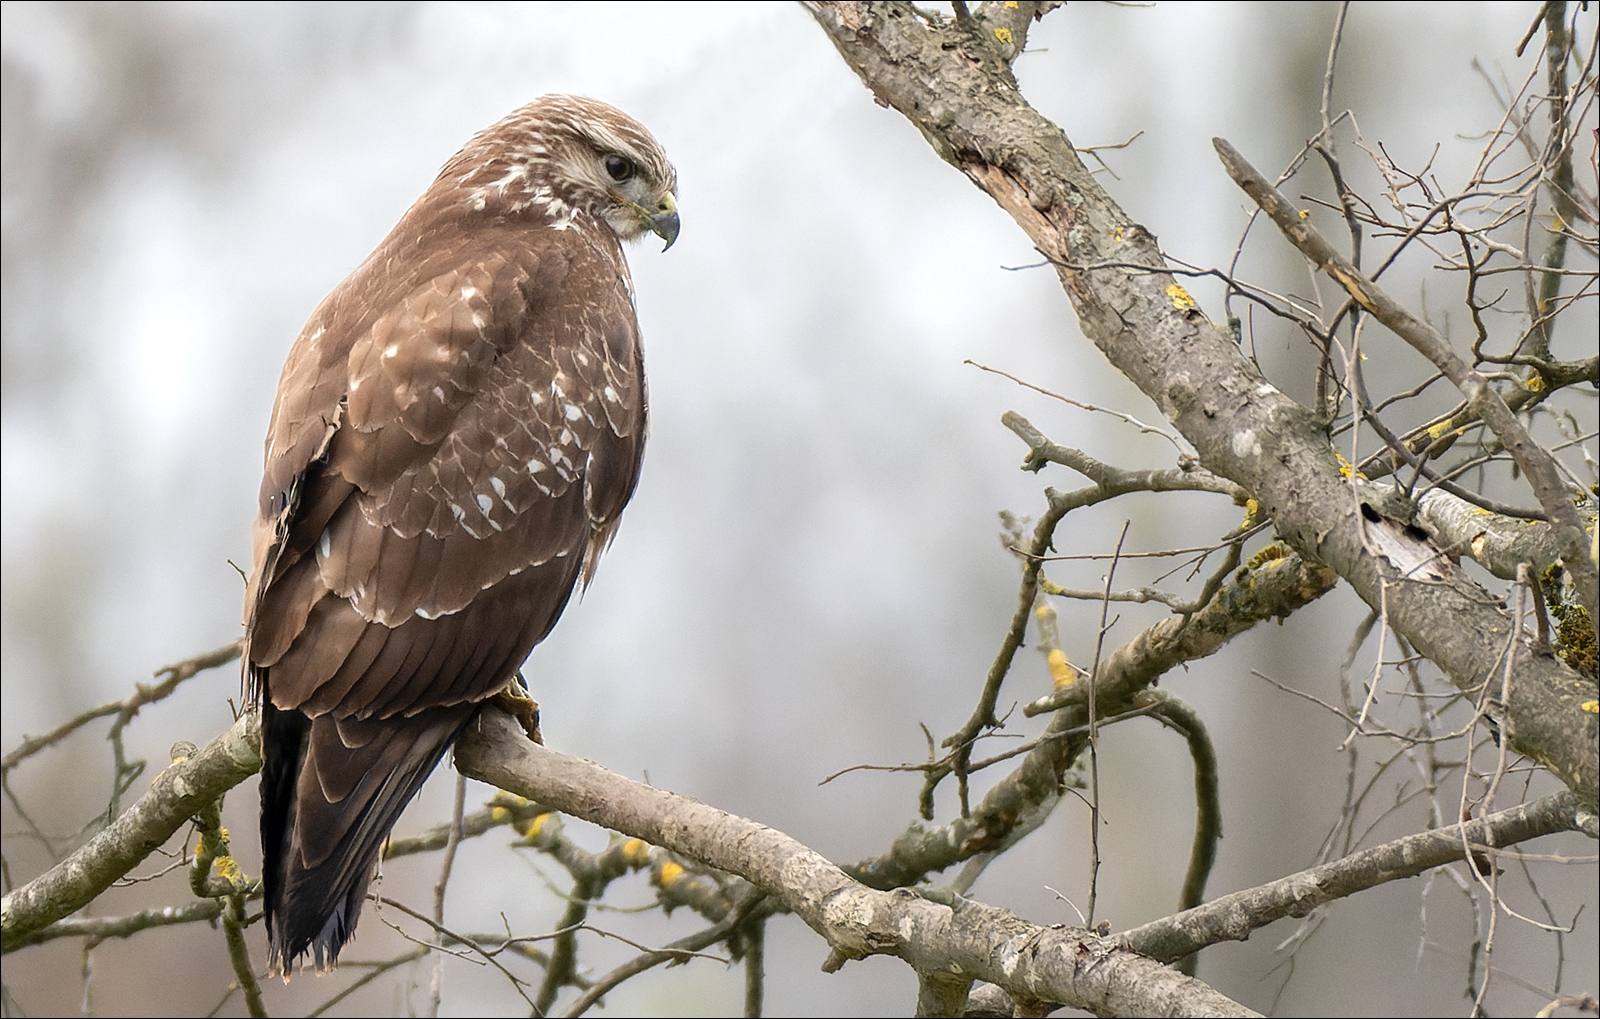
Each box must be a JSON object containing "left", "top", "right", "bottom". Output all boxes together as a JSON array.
[{"left": 257, "top": 209, "right": 638, "bottom": 518}]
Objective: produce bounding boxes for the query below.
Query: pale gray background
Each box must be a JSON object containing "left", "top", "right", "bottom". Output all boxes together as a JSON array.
[{"left": 4, "top": 3, "right": 1595, "bottom": 1016}]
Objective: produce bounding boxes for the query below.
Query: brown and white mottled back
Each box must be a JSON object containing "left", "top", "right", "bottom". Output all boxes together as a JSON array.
[{"left": 245, "top": 95, "right": 677, "bottom": 973}]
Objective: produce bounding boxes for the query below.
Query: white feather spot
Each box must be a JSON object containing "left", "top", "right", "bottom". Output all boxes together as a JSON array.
[
  {"left": 461, "top": 286, "right": 479, "bottom": 299},
  {"left": 490, "top": 476, "right": 507, "bottom": 499},
  {"left": 471, "top": 313, "right": 485, "bottom": 329},
  {"left": 558, "top": 428, "right": 574, "bottom": 446},
  {"left": 449, "top": 502, "right": 467, "bottom": 522},
  {"left": 576, "top": 351, "right": 589, "bottom": 367},
  {"left": 382, "top": 344, "right": 399, "bottom": 358},
  {"left": 349, "top": 378, "right": 362, "bottom": 392},
  {"left": 603, "top": 386, "right": 619, "bottom": 403},
  {"left": 529, "top": 388, "right": 545, "bottom": 406},
  {"left": 564, "top": 403, "right": 582, "bottom": 422},
  {"left": 527, "top": 459, "right": 547, "bottom": 474},
  {"left": 318, "top": 529, "right": 331, "bottom": 560},
  {"left": 476, "top": 494, "right": 493, "bottom": 517},
  {"left": 490, "top": 165, "right": 526, "bottom": 190},
  {"left": 433, "top": 386, "right": 446, "bottom": 402}
]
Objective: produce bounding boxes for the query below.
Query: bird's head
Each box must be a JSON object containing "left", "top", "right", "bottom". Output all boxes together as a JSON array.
[{"left": 450, "top": 94, "right": 679, "bottom": 250}]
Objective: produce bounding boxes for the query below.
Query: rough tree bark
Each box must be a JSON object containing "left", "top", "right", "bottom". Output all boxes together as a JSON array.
[{"left": 805, "top": 0, "right": 1598, "bottom": 810}]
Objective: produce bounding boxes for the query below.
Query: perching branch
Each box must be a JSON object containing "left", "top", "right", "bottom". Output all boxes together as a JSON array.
[{"left": 453, "top": 705, "right": 1259, "bottom": 1018}]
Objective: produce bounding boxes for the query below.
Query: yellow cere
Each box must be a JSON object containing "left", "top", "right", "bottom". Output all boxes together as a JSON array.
[
  {"left": 658, "top": 861, "right": 685, "bottom": 887},
  {"left": 1166, "top": 283, "right": 1197, "bottom": 310}
]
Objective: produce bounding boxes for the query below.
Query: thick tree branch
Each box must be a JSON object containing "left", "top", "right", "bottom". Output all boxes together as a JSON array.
[
  {"left": 1417, "top": 485, "right": 1581, "bottom": 581},
  {"left": 806, "top": 0, "right": 1599, "bottom": 809},
  {"left": 454, "top": 706, "right": 1258, "bottom": 1018},
  {"left": 1212, "top": 136, "right": 1596, "bottom": 620},
  {"left": 1, "top": 712, "right": 261, "bottom": 950}
]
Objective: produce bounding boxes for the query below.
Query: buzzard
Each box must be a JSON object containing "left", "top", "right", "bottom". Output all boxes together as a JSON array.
[{"left": 243, "top": 95, "right": 678, "bottom": 972}]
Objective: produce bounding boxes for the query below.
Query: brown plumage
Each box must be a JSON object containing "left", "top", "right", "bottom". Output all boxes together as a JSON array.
[{"left": 244, "top": 95, "right": 678, "bottom": 972}]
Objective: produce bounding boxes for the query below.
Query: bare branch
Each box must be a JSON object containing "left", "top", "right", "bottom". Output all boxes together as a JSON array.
[
  {"left": 1, "top": 712, "right": 262, "bottom": 950},
  {"left": 1212, "top": 136, "right": 1596, "bottom": 622},
  {"left": 806, "top": 1, "right": 1598, "bottom": 810},
  {"left": 1117, "top": 791, "right": 1589, "bottom": 963},
  {"left": 455, "top": 706, "right": 1259, "bottom": 1018}
]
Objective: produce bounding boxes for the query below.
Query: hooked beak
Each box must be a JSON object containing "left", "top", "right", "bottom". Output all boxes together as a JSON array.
[{"left": 648, "top": 192, "right": 679, "bottom": 251}]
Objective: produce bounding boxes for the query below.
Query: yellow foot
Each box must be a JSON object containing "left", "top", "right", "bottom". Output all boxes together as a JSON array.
[{"left": 493, "top": 680, "right": 542, "bottom": 745}]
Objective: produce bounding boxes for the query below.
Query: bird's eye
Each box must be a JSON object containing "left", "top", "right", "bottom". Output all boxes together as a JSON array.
[{"left": 604, "top": 155, "right": 635, "bottom": 182}]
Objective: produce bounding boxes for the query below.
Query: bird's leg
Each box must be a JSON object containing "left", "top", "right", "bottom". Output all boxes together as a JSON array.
[{"left": 493, "top": 673, "right": 543, "bottom": 745}]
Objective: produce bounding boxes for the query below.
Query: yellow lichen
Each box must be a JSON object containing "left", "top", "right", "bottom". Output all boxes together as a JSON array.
[
  {"left": 1541, "top": 565, "right": 1597, "bottom": 678},
  {"left": 623, "top": 838, "right": 651, "bottom": 866},
  {"left": 994, "top": 26, "right": 1013, "bottom": 44},
  {"left": 1298, "top": 209, "right": 1310, "bottom": 220},
  {"left": 215, "top": 856, "right": 242, "bottom": 883},
  {"left": 1333, "top": 452, "right": 1366, "bottom": 479},
  {"left": 518, "top": 811, "right": 554, "bottom": 840},
  {"left": 1582, "top": 700, "right": 1598, "bottom": 714},
  {"left": 658, "top": 861, "right": 685, "bottom": 887},
  {"left": 1166, "top": 283, "right": 1197, "bottom": 310},
  {"left": 491, "top": 805, "right": 510, "bottom": 822},
  {"left": 1046, "top": 648, "right": 1074, "bottom": 690},
  {"left": 1246, "top": 543, "right": 1291, "bottom": 569}
]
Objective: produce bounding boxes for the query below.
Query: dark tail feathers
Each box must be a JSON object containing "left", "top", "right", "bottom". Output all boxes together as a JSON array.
[{"left": 260, "top": 701, "right": 478, "bottom": 972}]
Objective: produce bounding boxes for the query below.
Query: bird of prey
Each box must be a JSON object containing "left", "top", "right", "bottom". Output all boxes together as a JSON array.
[{"left": 243, "top": 95, "right": 678, "bottom": 973}]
